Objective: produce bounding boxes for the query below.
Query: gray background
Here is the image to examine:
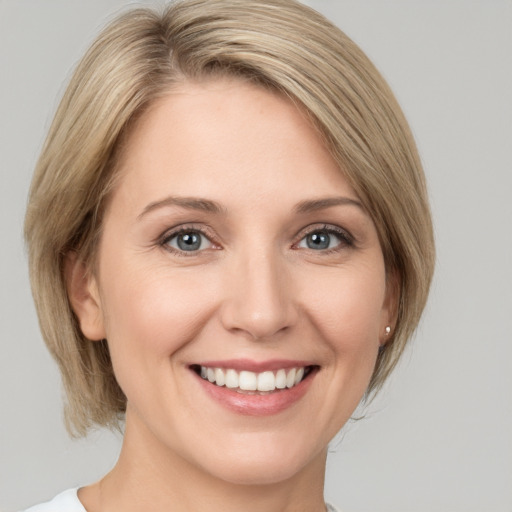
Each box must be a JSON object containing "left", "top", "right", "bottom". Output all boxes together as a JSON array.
[{"left": 1, "top": 1, "right": 511, "bottom": 511}]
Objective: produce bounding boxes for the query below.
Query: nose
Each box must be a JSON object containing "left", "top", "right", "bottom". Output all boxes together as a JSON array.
[{"left": 219, "top": 247, "right": 298, "bottom": 340}]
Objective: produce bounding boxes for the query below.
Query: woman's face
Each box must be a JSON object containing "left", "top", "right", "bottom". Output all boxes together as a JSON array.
[{"left": 74, "top": 78, "right": 394, "bottom": 485}]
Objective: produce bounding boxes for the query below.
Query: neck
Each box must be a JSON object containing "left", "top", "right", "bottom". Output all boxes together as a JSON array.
[{"left": 79, "top": 409, "right": 328, "bottom": 512}]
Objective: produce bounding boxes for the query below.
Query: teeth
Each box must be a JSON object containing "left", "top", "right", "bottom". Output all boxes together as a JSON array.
[
  {"left": 286, "top": 368, "right": 296, "bottom": 388},
  {"left": 257, "top": 371, "right": 275, "bottom": 392},
  {"left": 214, "top": 368, "right": 225, "bottom": 387},
  {"left": 197, "top": 366, "right": 308, "bottom": 392},
  {"left": 275, "top": 369, "right": 286, "bottom": 389},
  {"left": 239, "top": 371, "right": 257, "bottom": 391},
  {"left": 225, "top": 369, "right": 239, "bottom": 389}
]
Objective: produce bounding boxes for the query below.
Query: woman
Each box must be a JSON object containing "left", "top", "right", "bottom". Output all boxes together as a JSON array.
[{"left": 23, "top": 0, "right": 434, "bottom": 511}]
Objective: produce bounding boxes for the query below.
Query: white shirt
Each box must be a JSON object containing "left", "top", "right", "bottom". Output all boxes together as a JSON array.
[
  {"left": 23, "top": 489, "right": 86, "bottom": 512},
  {"left": 23, "top": 488, "right": 342, "bottom": 511}
]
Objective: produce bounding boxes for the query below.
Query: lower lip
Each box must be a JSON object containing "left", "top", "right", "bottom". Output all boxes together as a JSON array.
[{"left": 193, "top": 370, "right": 316, "bottom": 416}]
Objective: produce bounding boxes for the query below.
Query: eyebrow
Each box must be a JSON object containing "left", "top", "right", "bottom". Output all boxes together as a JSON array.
[
  {"left": 294, "top": 196, "right": 365, "bottom": 214},
  {"left": 137, "top": 196, "right": 226, "bottom": 220},
  {"left": 138, "top": 194, "right": 364, "bottom": 220}
]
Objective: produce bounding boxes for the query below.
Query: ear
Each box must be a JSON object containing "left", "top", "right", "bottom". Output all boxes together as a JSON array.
[
  {"left": 379, "top": 268, "right": 400, "bottom": 346},
  {"left": 64, "top": 252, "right": 106, "bottom": 341}
]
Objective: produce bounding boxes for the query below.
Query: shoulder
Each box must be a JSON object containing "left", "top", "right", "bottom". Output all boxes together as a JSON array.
[{"left": 22, "top": 489, "right": 86, "bottom": 512}]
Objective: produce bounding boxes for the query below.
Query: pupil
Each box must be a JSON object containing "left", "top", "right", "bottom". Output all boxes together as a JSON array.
[
  {"left": 307, "top": 232, "right": 330, "bottom": 250},
  {"left": 177, "top": 232, "right": 201, "bottom": 251}
]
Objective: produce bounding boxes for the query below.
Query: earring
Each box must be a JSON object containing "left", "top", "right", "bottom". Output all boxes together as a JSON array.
[{"left": 385, "top": 326, "right": 391, "bottom": 335}]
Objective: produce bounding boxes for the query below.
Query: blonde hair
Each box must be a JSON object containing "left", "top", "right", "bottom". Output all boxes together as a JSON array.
[{"left": 25, "top": 0, "right": 435, "bottom": 436}]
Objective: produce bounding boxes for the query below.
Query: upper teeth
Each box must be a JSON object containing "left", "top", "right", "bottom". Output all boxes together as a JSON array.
[{"left": 199, "top": 366, "right": 306, "bottom": 392}]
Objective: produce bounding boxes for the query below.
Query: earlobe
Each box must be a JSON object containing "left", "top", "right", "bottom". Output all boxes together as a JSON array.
[
  {"left": 64, "top": 252, "right": 106, "bottom": 341},
  {"left": 380, "top": 269, "right": 400, "bottom": 345}
]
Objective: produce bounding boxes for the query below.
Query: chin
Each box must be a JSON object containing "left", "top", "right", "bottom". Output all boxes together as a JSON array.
[
  {"left": 205, "top": 459, "right": 312, "bottom": 487},
  {"left": 192, "top": 434, "right": 326, "bottom": 486}
]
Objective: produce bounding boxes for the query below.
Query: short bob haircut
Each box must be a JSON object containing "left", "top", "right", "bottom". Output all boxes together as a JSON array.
[{"left": 25, "top": 0, "right": 435, "bottom": 436}]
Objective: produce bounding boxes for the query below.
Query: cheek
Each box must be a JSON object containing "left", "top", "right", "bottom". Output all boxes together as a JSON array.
[
  {"left": 99, "top": 261, "right": 219, "bottom": 363},
  {"left": 304, "top": 264, "right": 387, "bottom": 350}
]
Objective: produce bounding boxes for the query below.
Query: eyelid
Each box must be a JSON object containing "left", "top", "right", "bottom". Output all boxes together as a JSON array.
[
  {"left": 293, "top": 223, "right": 355, "bottom": 249},
  {"left": 156, "top": 222, "right": 355, "bottom": 256},
  {"left": 159, "top": 223, "right": 220, "bottom": 255}
]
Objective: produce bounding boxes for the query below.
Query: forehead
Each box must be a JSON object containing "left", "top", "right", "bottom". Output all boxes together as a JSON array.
[{"left": 111, "top": 78, "right": 359, "bottom": 214}]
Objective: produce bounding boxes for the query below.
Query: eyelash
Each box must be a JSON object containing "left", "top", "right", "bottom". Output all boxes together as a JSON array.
[
  {"left": 159, "top": 223, "right": 354, "bottom": 257},
  {"left": 294, "top": 224, "right": 354, "bottom": 253},
  {"left": 159, "top": 224, "right": 218, "bottom": 257}
]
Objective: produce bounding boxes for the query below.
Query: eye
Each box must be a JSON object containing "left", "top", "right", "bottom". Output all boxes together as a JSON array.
[
  {"left": 296, "top": 226, "right": 352, "bottom": 251},
  {"left": 164, "top": 229, "right": 213, "bottom": 253}
]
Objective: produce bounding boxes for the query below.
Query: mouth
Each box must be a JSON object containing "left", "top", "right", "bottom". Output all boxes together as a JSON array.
[{"left": 190, "top": 364, "right": 318, "bottom": 394}]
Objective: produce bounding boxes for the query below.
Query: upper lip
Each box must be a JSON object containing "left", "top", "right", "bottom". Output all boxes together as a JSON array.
[{"left": 190, "top": 358, "right": 316, "bottom": 372}]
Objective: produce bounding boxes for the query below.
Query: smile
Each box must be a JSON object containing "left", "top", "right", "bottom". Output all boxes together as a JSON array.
[
  {"left": 195, "top": 365, "right": 312, "bottom": 393},
  {"left": 190, "top": 360, "right": 319, "bottom": 415}
]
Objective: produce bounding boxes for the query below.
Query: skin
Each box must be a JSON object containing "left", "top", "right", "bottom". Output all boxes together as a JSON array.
[{"left": 68, "top": 78, "right": 396, "bottom": 512}]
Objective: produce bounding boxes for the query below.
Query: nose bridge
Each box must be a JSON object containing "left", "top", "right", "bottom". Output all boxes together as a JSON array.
[{"left": 221, "top": 241, "right": 296, "bottom": 340}]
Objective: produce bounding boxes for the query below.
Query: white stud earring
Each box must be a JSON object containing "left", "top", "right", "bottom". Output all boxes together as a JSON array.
[{"left": 385, "top": 326, "right": 391, "bottom": 335}]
